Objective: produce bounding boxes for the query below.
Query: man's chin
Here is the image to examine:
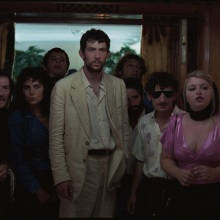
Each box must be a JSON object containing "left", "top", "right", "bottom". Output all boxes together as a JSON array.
[
  {"left": 128, "top": 109, "right": 139, "bottom": 116},
  {"left": 87, "top": 64, "right": 103, "bottom": 73}
]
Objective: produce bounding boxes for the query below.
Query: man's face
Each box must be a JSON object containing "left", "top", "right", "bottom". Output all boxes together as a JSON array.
[
  {"left": 45, "top": 52, "right": 68, "bottom": 78},
  {"left": 120, "top": 59, "right": 142, "bottom": 80},
  {"left": 127, "top": 88, "right": 144, "bottom": 118},
  {"left": 149, "top": 85, "right": 176, "bottom": 113},
  {"left": 79, "top": 41, "right": 110, "bottom": 73},
  {"left": 0, "top": 76, "right": 10, "bottom": 109}
]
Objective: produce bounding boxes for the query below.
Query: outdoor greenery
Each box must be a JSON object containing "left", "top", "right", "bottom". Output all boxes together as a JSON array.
[
  {"left": 13, "top": 44, "right": 138, "bottom": 79},
  {"left": 13, "top": 46, "right": 45, "bottom": 80},
  {"left": 105, "top": 44, "right": 138, "bottom": 74}
]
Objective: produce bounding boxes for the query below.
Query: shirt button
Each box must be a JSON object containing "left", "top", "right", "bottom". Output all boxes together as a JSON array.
[
  {"left": 85, "top": 141, "right": 89, "bottom": 145},
  {"left": 83, "top": 159, "right": 87, "bottom": 163}
]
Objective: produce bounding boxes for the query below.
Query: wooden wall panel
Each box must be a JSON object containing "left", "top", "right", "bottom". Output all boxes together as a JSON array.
[{"left": 208, "top": 6, "right": 220, "bottom": 90}]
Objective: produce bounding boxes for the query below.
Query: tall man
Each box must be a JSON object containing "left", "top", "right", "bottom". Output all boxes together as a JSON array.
[
  {"left": 0, "top": 69, "right": 14, "bottom": 219},
  {"left": 49, "top": 28, "right": 129, "bottom": 218}
]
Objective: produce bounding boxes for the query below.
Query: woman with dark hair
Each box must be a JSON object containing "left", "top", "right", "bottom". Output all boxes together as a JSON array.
[
  {"left": 160, "top": 70, "right": 220, "bottom": 220},
  {"left": 8, "top": 67, "right": 58, "bottom": 219}
]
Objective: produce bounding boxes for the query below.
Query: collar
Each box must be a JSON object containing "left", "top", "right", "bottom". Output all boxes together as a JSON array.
[
  {"left": 151, "top": 105, "right": 184, "bottom": 121},
  {"left": 82, "top": 70, "right": 104, "bottom": 89}
]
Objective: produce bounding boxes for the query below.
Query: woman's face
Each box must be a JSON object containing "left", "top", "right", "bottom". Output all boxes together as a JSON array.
[
  {"left": 23, "top": 78, "right": 44, "bottom": 106},
  {"left": 185, "top": 77, "right": 213, "bottom": 111}
]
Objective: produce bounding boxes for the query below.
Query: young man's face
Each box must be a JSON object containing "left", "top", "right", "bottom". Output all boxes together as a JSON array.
[
  {"left": 79, "top": 41, "right": 110, "bottom": 73},
  {"left": 149, "top": 85, "right": 176, "bottom": 113},
  {"left": 0, "top": 76, "right": 10, "bottom": 109},
  {"left": 120, "top": 59, "right": 142, "bottom": 80},
  {"left": 45, "top": 52, "right": 69, "bottom": 78}
]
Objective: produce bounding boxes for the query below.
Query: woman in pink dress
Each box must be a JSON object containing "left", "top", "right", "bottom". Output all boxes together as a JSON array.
[{"left": 160, "top": 70, "right": 220, "bottom": 220}]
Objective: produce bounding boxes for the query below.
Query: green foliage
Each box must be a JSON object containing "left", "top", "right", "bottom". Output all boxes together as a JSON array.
[
  {"left": 13, "top": 46, "right": 45, "bottom": 80},
  {"left": 13, "top": 45, "right": 137, "bottom": 78},
  {"left": 105, "top": 44, "right": 138, "bottom": 74}
]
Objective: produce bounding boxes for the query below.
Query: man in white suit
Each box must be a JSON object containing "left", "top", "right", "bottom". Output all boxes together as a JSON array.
[{"left": 49, "top": 28, "right": 129, "bottom": 218}]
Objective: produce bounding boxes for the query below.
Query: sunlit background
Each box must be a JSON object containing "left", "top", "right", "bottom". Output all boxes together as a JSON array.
[{"left": 15, "top": 23, "right": 142, "bottom": 71}]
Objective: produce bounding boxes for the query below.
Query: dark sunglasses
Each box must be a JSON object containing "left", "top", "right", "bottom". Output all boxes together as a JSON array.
[{"left": 151, "top": 91, "right": 175, "bottom": 99}]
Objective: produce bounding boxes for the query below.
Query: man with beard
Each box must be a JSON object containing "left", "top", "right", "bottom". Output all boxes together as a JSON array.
[
  {"left": 43, "top": 47, "right": 70, "bottom": 87},
  {"left": 49, "top": 28, "right": 129, "bottom": 218},
  {"left": 115, "top": 77, "right": 151, "bottom": 218},
  {"left": 0, "top": 69, "right": 14, "bottom": 219},
  {"left": 127, "top": 72, "right": 184, "bottom": 219}
]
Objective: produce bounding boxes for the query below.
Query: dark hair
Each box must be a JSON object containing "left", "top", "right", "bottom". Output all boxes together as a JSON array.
[
  {"left": 0, "top": 68, "right": 14, "bottom": 99},
  {"left": 43, "top": 47, "right": 70, "bottom": 68},
  {"left": 114, "top": 53, "right": 147, "bottom": 78},
  {"left": 146, "top": 71, "right": 179, "bottom": 95},
  {"left": 11, "top": 67, "right": 52, "bottom": 116},
  {"left": 123, "top": 77, "right": 144, "bottom": 97},
  {"left": 80, "top": 28, "right": 110, "bottom": 52}
]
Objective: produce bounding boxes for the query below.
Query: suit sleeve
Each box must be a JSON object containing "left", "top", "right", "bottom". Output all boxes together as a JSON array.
[{"left": 49, "top": 82, "right": 71, "bottom": 185}]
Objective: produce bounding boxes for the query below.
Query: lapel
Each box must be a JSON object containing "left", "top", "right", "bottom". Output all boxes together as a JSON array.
[{"left": 70, "top": 70, "right": 90, "bottom": 138}]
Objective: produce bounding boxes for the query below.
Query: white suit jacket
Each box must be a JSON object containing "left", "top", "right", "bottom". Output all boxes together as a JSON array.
[{"left": 49, "top": 68, "right": 129, "bottom": 201}]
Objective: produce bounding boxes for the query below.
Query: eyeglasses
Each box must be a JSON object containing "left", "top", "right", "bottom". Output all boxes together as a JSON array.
[{"left": 151, "top": 91, "right": 175, "bottom": 99}]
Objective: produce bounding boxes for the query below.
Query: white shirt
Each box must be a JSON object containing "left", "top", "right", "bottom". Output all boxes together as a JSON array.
[
  {"left": 132, "top": 105, "right": 182, "bottom": 178},
  {"left": 82, "top": 72, "right": 115, "bottom": 150}
]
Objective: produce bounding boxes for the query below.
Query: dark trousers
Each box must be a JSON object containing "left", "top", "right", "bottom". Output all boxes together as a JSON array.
[
  {"left": 171, "top": 182, "right": 220, "bottom": 220},
  {"left": 13, "top": 170, "right": 59, "bottom": 220},
  {"left": 136, "top": 176, "right": 176, "bottom": 220},
  {"left": 115, "top": 174, "right": 135, "bottom": 218}
]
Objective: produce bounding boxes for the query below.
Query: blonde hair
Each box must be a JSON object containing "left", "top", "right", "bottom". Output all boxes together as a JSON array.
[{"left": 183, "top": 70, "right": 218, "bottom": 115}]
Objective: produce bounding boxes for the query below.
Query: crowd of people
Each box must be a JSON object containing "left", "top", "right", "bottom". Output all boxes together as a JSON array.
[{"left": 1, "top": 28, "right": 220, "bottom": 219}]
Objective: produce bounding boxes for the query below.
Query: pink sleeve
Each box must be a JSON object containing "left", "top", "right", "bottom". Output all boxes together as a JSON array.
[{"left": 160, "top": 114, "right": 178, "bottom": 156}]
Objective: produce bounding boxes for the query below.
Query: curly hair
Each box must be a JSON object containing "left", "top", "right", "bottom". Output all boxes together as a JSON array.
[
  {"left": 145, "top": 71, "right": 179, "bottom": 96},
  {"left": 114, "top": 53, "right": 147, "bottom": 79},
  {"left": 11, "top": 67, "right": 52, "bottom": 116}
]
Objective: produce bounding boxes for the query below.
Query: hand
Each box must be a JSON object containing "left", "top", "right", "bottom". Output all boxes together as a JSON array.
[
  {"left": 176, "top": 168, "right": 194, "bottom": 186},
  {"left": 56, "top": 180, "right": 73, "bottom": 201},
  {"left": 36, "top": 188, "right": 51, "bottom": 205},
  {"left": 127, "top": 194, "right": 136, "bottom": 215},
  {"left": 192, "top": 165, "right": 217, "bottom": 181},
  {"left": 0, "top": 163, "right": 8, "bottom": 182}
]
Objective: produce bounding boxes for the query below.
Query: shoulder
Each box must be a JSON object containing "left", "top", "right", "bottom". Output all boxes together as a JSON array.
[
  {"left": 104, "top": 73, "right": 124, "bottom": 84},
  {"left": 9, "top": 110, "right": 25, "bottom": 123},
  {"left": 213, "top": 111, "right": 220, "bottom": 123},
  {"left": 139, "top": 112, "right": 153, "bottom": 124},
  {"left": 57, "top": 69, "right": 81, "bottom": 85},
  {"left": 52, "top": 69, "right": 83, "bottom": 94}
]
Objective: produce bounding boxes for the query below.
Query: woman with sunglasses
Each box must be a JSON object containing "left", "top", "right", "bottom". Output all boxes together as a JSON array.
[
  {"left": 160, "top": 70, "right": 220, "bottom": 220},
  {"left": 127, "top": 71, "right": 184, "bottom": 219}
]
